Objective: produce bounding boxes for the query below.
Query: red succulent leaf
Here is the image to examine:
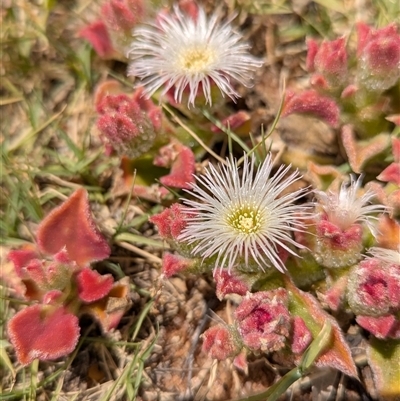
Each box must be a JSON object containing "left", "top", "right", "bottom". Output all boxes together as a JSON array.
[
  {"left": 291, "top": 316, "right": 312, "bottom": 354},
  {"left": 43, "top": 290, "right": 64, "bottom": 304},
  {"left": 284, "top": 277, "right": 358, "bottom": 378},
  {"left": 357, "top": 315, "right": 400, "bottom": 339},
  {"left": 309, "top": 37, "right": 348, "bottom": 87},
  {"left": 211, "top": 111, "right": 251, "bottom": 135},
  {"left": 81, "top": 277, "right": 131, "bottom": 332},
  {"left": 202, "top": 325, "right": 241, "bottom": 360},
  {"left": 306, "top": 38, "right": 319, "bottom": 72},
  {"left": 8, "top": 247, "right": 39, "bottom": 278},
  {"left": 324, "top": 276, "right": 348, "bottom": 311},
  {"left": 37, "top": 188, "right": 110, "bottom": 267},
  {"left": 76, "top": 268, "right": 114, "bottom": 303},
  {"left": 161, "top": 253, "right": 193, "bottom": 278},
  {"left": 149, "top": 203, "right": 188, "bottom": 240},
  {"left": 79, "top": 21, "right": 114, "bottom": 59},
  {"left": 101, "top": 0, "right": 137, "bottom": 32},
  {"left": 233, "top": 350, "right": 248, "bottom": 374},
  {"left": 376, "top": 215, "right": 400, "bottom": 250},
  {"left": 377, "top": 163, "right": 400, "bottom": 186},
  {"left": 214, "top": 269, "right": 249, "bottom": 300},
  {"left": 341, "top": 125, "right": 390, "bottom": 173},
  {"left": 8, "top": 305, "right": 80, "bottom": 366},
  {"left": 157, "top": 143, "right": 196, "bottom": 189},
  {"left": 282, "top": 90, "right": 340, "bottom": 127}
]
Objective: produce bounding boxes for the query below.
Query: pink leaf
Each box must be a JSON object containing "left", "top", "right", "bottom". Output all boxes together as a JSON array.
[
  {"left": 8, "top": 247, "right": 39, "bottom": 278},
  {"left": 202, "top": 325, "right": 241, "bottom": 360},
  {"left": 341, "top": 125, "right": 390, "bottom": 173},
  {"left": 285, "top": 277, "right": 358, "bottom": 378},
  {"left": 214, "top": 269, "right": 249, "bottom": 300},
  {"left": 282, "top": 90, "right": 340, "bottom": 127},
  {"left": 357, "top": 315, "right": 400, "bottom": 339},
  {"left": 8, "top": 305, "right": 80, "bottom": 366},
  {"left": 37, "top": 188, "right": 110, "bottom": 267},
  {"left": 291, "top": 316, "right": 312, "bottom": 354},
  {"left": 161, "top": 253, "right": 193, "bottom": 278},
  {"left": 81, "top": 277, "right": 131, "bottom": 332},
  {"left": 79, "top": 21, "right": 114, "bottom": 59},
  {"left": 76, "top": 268, "right": 114, "bottom": 303},
  {"left": 149, "top": 203, "right": 188, "bottom": 240},
  {"left": 158, "top": 144, "right": 196, "bottom": 189}
]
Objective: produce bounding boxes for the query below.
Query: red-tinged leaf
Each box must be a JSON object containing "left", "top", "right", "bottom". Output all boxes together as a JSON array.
[
  {"left": 291, "top": 316, "right": 312, "bottom": 355},
  {"left": 159, "top": 145, "right": 196, "bottom": 189},
  {"left": 341, "top": 125, "right": 390, "bottom": 173},
  {"left": 306, "top": 162, "right": 345, "bottom": 192},
  {"left": 79, "top": 21, "right": 114, "bottom": 59},
  {"left": 376, "top": 215, "right": 400, "bottom": 250},
  {"left": 8, "top": 305, "right": 80, "bottom": 366},
  {"left": 214, "top": 269, "right": 249, "bottom": 300},
  {"left": 37, "top": 188, "right": 110, "bottom": 267},
  {"left": 356, "top": 315, "right": 400, "bottom": 339},
  {"left": 8, "top": 246, "right": 39, "bottom": 278},
  {"left": 76, "top": 268, "right": 114, "bottom": 303},
  {"left": 386, "top": 115, "right": 400, "bottom": 127},
  {"left": 161, "top": 253, "right": 193, "bottom": 278},
  {"left": 377, "top": 163, "right": 400, "bottom": 185},
  {"left": 149, "top": 203, "right": 188, "bottom": 240},
  {"left": 81, "top": 277, "right": 131, "bottom": 332},
  {"left": 282, "top": 90, "right": 340, "bottom": 127},
  {"left": 284, "top": 277, "right": 358, "bottom": 378},
  {"left": 367, "top": 338, "right": 400, "bottom": 399},
  {"left": 202, "top": 325, "right": 241, "bottom": 360}
]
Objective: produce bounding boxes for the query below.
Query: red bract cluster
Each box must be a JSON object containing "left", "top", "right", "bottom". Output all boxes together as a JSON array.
[
  {"left": 356, "top": 23, "right": 400, "bottom": 91},
  {"left": 282, "top": 23, "right": 400, "bottom": 139},
  {"left": 7, "top": 189, "right": 130, "bottom": 366},
  {"left": 306, "top": 37, "right": 348, "bottom": 88},
  {"left": 96, "top": 88, "right": 161, "bottom": 159},
  {"left": 201, "top": 288, "right": 313, "bottom": 370},
  {"left": 348, "top": 249, "right": 400, "bottom": 339}
]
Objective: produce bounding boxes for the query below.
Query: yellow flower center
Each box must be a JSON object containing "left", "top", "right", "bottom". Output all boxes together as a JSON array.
[
  {"left": 177, "top": 45, "right": 216, "bottom": 73},
  {"left": 226, "top": 205, "right": 263, "bottom": 234}
]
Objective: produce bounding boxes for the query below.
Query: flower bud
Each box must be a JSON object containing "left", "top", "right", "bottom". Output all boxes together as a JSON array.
[
  {"left": 202, "top": 325, "right": 242, "bottom": 360},
  {"left": 356, "top": 23, "right": 400, "bottom": 91},
  {"left": 235, "top": 289, "right": 291, "bottom": 352},
  {"left": 347, "top": 248, "right": 400, "bottom": 316}
]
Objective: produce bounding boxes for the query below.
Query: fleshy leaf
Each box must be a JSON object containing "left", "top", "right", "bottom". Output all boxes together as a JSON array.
[
  {"left": 284, "top": 277, "right": 358, "bottom": 377},
  {"left": 161, "top": 253, "right": 194, "bottom": 278},
  {"left": 214, "top": 269, "right": 249, "bottom": 300},
  {"left": 156, "top": 143, "right": 196, "bottom": 189},
  {"left": 367, "top": 338, "right": 400, "bottom": 399},
  {"left": 81, "top": 277, "right": 131, "bottom": 332},
  {"left": 8, "top": 246, "right": 39, "bottom": 278},
  {"left": 76, "top": 268, "right": 114, "bottom": 303},
  {"left": 8, "top": 305, "right": 80, "bottom": 366},
  {"left": 37, "top": 188, "right": 111, "bottom": 266},
  {"left": 79, "top": 21, "right": 114, "bottom": 58},
  {"left": 341, "top": 125, "right": 390, "bottom": 173},
  {"left": 282, "top": 90, "right": 340, "bottom": 127}
]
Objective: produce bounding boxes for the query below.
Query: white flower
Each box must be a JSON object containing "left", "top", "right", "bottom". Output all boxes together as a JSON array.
[
  {"left": 127, "top": 6, "right": 263, "bottom": 107},
  {"left": 178, "top": 154, "right": 309, "bottom": 273},
  {"left": 314, "top": 176, "right": 387, "bottom": 235},
  {"left": 366, "top": 247, "right": 400, "bottom": 266}
]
